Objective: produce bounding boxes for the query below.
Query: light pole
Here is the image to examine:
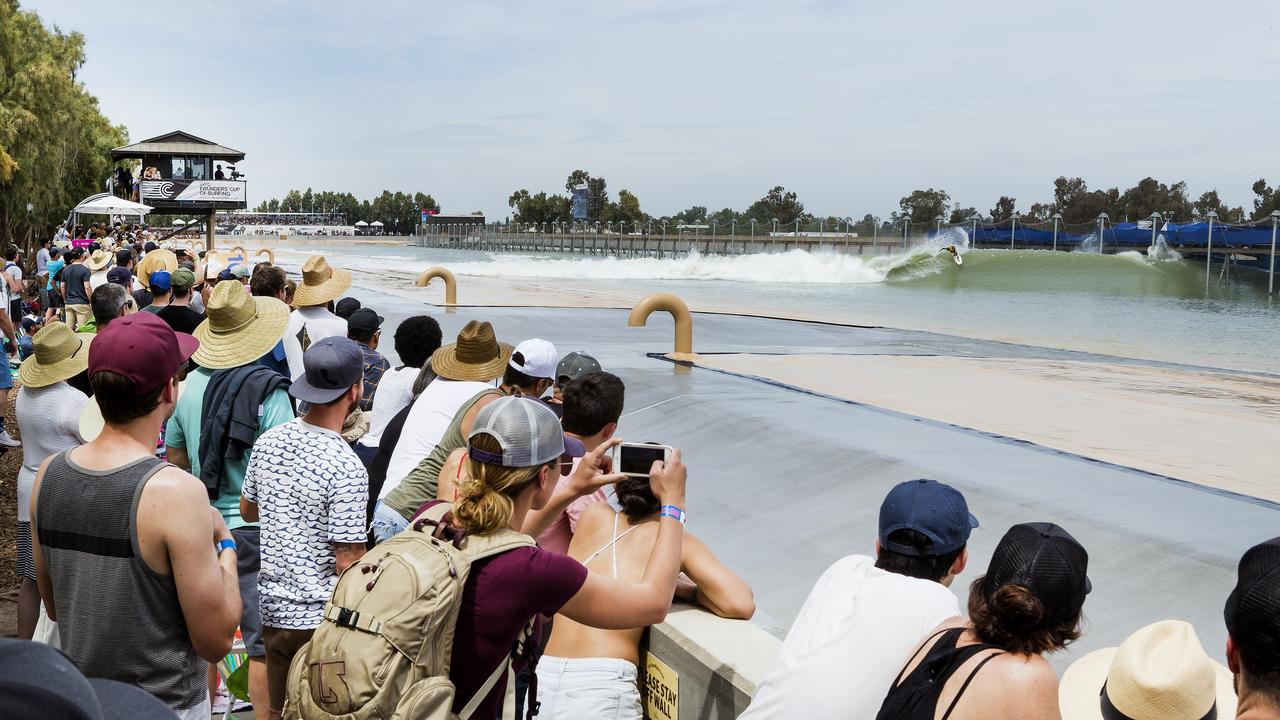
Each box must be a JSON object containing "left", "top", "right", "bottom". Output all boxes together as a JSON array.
[
  {"left": 750, "top": 219, "right": 756, "bottom": 237},
  {"left": 1148, "top": 212, "right": 1162, "bottom": 253},
  {"left": 902, "top": 206, "right": 912, "bottom": 250},
  {"left": 971, "top": 217, "right": 978, "bottom": 248},
  {"left": 1204, "top": 210, "right": 1217, "bottom": 291},
  {"left": 1270, "top": 210, "right": 1279, "bottom": 294},
  {"left": 1097, "top": 213, "right": 1109, "bottom": 254},
  {"left": 771, "top": 218, "right": 779, "bottom": 234},
  {"left": 872, "top": 216, "right": 879, "bottom": 252},
  {"left": 935, "top": 215, "right": 944, "bottom": 238},
  {"left": 1009, "top": 212, "right": 1019, "bottom": 251},
  {"left": 1051, "top": 212, "right": 1062, "bottom": 252}
]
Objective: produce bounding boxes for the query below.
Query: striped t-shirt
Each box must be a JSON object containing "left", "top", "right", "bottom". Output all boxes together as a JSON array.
[{"left": 243, "top": 418, "right": 368, "bottom": 629}]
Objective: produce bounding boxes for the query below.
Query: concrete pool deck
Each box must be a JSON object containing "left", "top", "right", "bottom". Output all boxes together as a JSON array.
[{"left": 336, "top": 278, "right": 1275, "bottom": 668}]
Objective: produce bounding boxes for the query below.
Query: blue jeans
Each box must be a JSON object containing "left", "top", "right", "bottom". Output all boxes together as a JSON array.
[{"left": 370, "top": 500, "right": 410, "bottom": 545}]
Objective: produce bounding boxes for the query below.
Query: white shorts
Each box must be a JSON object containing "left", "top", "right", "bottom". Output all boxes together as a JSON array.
[{"left": 535, "top": 656, "right": 641, "bottom": 720}]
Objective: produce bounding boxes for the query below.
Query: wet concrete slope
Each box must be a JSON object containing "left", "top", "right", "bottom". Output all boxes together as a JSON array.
[{"left": 349, "top": 287, "right": 1271, "bottom": 664}]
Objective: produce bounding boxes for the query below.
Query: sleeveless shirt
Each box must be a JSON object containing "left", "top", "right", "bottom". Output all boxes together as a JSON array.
[
  {"left": 389, "top": 387, "right": 504, "bottom": 515},
  {"left": 36, "top": 451, "right": 207, "bottom": 710},
  {"left": 876, "top": 627, "right": 1006, "bottom": 720}
]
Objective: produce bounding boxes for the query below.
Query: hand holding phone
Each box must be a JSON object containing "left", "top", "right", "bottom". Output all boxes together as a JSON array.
[{"left": 613, "top": 442, "right": 673, "bottom": 478}]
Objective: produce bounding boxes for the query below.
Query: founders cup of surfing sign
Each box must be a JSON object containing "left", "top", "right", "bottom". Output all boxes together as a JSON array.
[{"left": 141, "top": 179, "right": 246, "bottom": 203}]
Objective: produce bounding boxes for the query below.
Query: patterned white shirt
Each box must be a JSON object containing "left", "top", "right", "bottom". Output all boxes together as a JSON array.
[{"left": 243, "top": 418, "right": 369, "bottom": 629}]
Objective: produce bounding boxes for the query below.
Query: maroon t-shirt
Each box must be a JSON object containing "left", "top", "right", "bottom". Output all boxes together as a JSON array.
[{"left": 449, "top": 544, "right": 587, "bottom": 717}]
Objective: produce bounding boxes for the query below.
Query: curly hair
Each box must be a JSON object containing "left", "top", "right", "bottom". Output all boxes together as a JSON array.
[
  {"left": 967, "top": 577, "right": 1082, "bottom": 655},
  {"left": 394, "top": 315, "right": 443, "bottom": 369}
]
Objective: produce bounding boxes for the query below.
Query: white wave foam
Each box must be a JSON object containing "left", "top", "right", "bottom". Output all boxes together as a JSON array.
[{"left": 275, "top": 236, "right": 969, "bottom": 286}]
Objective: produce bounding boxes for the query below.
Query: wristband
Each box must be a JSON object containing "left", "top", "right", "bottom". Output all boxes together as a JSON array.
[
  {"left": 216, "top": 538, "right": 236, "bottom": 556},
  {"left": 659, "top": 505, "right": 687, "bottom": 526}
]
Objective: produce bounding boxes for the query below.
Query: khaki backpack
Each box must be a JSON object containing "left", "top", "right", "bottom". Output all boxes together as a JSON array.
[{"left": 283, "top": 502, "right": 536, "bottom": 720}]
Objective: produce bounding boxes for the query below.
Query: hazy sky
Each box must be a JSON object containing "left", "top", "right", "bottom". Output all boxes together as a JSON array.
[{"left": 25, "top": 0, "right": 1280, "bottom": 219}]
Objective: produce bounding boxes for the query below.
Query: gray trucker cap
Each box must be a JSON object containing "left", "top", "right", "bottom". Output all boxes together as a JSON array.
[
  {"left": 467, "top": 396, "right": 566, "bottom": 468},
  {"left": 555, "top": 351, "right": 602, "bottom": 386}
]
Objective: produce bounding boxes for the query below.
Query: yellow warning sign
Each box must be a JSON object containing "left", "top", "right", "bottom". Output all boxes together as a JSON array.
[{"left": 644, "top": 652, "right": 679, "bottom": 720}]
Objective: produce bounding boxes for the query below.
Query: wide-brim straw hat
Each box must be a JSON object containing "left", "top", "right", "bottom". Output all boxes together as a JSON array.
[
  {"left": 191, "top": 281, "right": 290, "bottom": 369},
  {"left": 136, "top": 248, "right": 178, "bottom": 282},
  {"left": 86, "top": 249, "right": 112, "bottom": 271},
  {"left": 431, "top": 320, "right": 512, "bottom": 382},
  {"left": 18, "top": 322, "right": 94, "bottom": 388},
  {"left": 81, "top": 380, "right": 185, "bottom": 442},
  {"left": 292, "top": 255, "right": 352, "bottom": 308},
  {"left": 1059, "top": 620, "right": 1236, "bottom": 720}
]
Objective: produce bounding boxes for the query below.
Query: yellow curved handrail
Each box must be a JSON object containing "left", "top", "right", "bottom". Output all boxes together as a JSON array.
[
  {"left": 191, "top": 241, "right": 205, "bottom": 253},
  {"left": 229, "top": 245, "right": 248, "bottom": 260},
  {"left": 628, "top": 293, "right": 694, "bottom": 357},
  {"left": 415, "top": 266, "right": 457, "bottom": 305},
  {"left": 255, "top": 248, "right": 276, "bottom": 265}
]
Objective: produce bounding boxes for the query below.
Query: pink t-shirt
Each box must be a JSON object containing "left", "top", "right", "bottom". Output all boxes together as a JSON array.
[{"left": 536, "top": 458, "right": 607, "bottom": 555}]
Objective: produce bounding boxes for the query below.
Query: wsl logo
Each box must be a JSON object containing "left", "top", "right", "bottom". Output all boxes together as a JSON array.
[{"left": 142, "top": 181, "right": 174, "bottom": 199}]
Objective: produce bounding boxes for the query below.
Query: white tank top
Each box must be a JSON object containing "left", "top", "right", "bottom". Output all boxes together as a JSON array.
[{"left": 380, "top": 379, "right": 495, "bottom": 499}]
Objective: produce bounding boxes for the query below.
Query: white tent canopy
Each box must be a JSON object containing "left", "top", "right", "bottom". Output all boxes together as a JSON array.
[
  {"left": 72, "top": 192, "right": 153, "bottom": 217},
  {"left": 172, "top": 219, "right": 188, "bottom": 226},
  {"left": 354, "top": 220, "right": 369, "bottom": 226},
  {"left": 370, "top": 220, "right": 384, "bottom": 226}
]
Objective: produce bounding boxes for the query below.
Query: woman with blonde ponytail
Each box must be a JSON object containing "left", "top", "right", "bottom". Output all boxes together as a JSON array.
[{"left": 433, "top": 396, "right": 688, "bottom": 720}]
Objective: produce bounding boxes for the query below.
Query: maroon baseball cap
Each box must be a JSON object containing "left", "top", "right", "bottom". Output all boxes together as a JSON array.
[{"left": 88, "top": 312, "right": 199, "bottom": 394}]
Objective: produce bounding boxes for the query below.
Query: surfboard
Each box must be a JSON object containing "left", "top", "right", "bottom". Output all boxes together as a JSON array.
[{"left": 953, "top": 253, "right": 963, "bottom": 266}]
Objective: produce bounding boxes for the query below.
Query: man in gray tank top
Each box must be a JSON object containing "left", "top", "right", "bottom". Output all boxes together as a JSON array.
[{"left": 31, "top": 313, "right": 243, "bottom": 720}]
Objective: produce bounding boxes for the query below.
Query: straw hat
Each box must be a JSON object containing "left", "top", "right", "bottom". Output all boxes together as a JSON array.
[
  {"left": 191, "top": 280, "right": 290, "bottom": 369},
  {"left": 86, "top": 249, "right": 112, "bottom": 271},
  {"left": 430, "top": 320, "right": 512, "bottom": 382},
  {"left": 136, "top": 248, "right": 178, "bottom": 282},
  {"left": 17, "top": 322, "right": 93, "bottom": 388},
  {"left": 1059, "top": 620, "right": 1236, "bottom": 720},
  {"left": 292, "top": 255, "right": 352, "bottom": 308}
]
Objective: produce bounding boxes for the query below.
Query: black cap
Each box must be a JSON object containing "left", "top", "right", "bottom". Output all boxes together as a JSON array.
[
  {"left": 982, "top": 522, "right": 1090, "bottom": 625},
  {"left": 347, "top": 307, "right": 383, "bottom": 336},
  {"left": 114, "top": 249, "right": 132, "bottom": 265},
  {"left": 143, "top": 241, "right": 158, "bottom": 252},
  {"left": 879, "top": 479, "right": 979, "bottom": 556},
  {"left": 1225, "top": 536, "right": 1280, "bottom": 673},
  {"left": 0, "top": 639, "right": 178, "bottom": 719},
  {"left": 106, "top": 266, "right": 132, "bottom": 287},
  {"left": 334, "top": 297, "right": 362, "bottom": 319}
]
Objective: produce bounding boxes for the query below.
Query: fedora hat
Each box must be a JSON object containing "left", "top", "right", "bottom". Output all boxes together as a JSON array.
[
  {"left": 1060, "top": 620, "right": 1236, "bottom": 720},
  {"left": 430, "top": 320, "right": 512, "bottom": 382},
  {"left": 191, "top": 280, "right": 290, "bottom": 369},
  {"left": 18, "top": 322, "right": 93, "bottom": 388},
  {"left": 136, "top": 248, "right": 177, "bottom": 282},
  {"left": 86, "top": 249, "right": 112, "bottom": 271},
  {"left": 292, "top": 255, "right": 352, "bottom": 308}
]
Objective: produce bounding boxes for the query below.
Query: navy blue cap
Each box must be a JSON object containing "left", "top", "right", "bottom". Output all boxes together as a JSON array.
[
  {"left": 879, "top": 479, "right": 979, "bottom": 557},
  {"left": 290, "top": 336, "right": 365, "bottom": 404}
]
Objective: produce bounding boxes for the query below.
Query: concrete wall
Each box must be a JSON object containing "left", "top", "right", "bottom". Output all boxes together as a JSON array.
[{"left": 640, "top": 605, "right": 780, "bottom": 719}]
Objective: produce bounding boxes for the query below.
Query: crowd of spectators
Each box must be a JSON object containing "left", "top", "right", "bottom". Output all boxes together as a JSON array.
[{"left": 1, "top": 248, "right": 1277, "bottom": 720}]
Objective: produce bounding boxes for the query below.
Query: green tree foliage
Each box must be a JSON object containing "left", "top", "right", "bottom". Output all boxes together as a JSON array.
[
  {"left": 0, "top": 1, "right": 128, "bottom": 248},
  {"left": 744, "top": 186, "right": 808, "bottom": 225},
  {"left": 253, "top": 188, "right": 439, "bottom": 234},
  {"left": 612, "top": 189, "right": 643, "bottom": 225},
  {"left": 990, "top": 196, "right": 1017, "bottom": 221},
  {"left": 1249, "top": 179, "right": 1279, "bottom": 219},
  {"left": 895, "top": 188, "right": 952, "bottom": 225},
  {"left": 508, "top": 189, "right": 570, "bottom": 225},
  {"left": 949, "top": 206, "right": 979, "bottom": 223}
]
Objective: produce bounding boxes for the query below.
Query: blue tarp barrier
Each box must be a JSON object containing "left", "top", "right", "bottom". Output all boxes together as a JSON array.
[{"left": 955, "top": 222, "right": 1277, "bottom": 249}]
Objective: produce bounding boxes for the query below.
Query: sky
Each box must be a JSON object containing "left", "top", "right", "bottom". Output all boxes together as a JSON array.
[{"left": 24, "top": 0, "right": 1280, "bottom": 220}]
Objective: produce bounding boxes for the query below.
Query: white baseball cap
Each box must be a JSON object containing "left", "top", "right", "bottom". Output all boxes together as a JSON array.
[{"left": 509, "top": 338, "right": 558, "bottom": 380}]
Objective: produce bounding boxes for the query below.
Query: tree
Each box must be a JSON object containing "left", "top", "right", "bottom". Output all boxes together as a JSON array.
[
  {"left": 509, "top": 190, "right": 570, "bottom": 225},
  {"left": 1115, "top": 177, "right": 1193, "bottom": 222},
  {"left": 1251, "top": 179, "right": 1279, "bottom": 219},
  {"left": 744, "top": 186, "right": 807, "bottom": 225},
  {"left": 0, "top": 2, "right": 128, "bottom": 249},
  {"left": 990, "top": 196, "right": 1017, "bottom": 221},
  {"left": 895, "top": 188, "right": 951, "bottom": 225},
  {"left": 1192, "top": 190, "right": 1244, "bottom": 223},
  {"left": 949, "top": 206, "right": 979, "bottom": 223},
  {"left": 613, "top": 189, "right": 643, "bottom": 226}
]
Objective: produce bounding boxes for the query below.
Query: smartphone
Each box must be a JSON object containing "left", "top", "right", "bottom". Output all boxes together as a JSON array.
[{"left": 613, "top": 443, "right": 674, "bottom": 478}]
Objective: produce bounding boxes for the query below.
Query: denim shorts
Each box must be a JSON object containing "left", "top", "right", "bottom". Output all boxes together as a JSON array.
[
  {"left": 535, "top": 656, "right": 641, "bottom": 720},
  {"left": 370, "top": 500, "right": 410, "bottom": 545}
]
